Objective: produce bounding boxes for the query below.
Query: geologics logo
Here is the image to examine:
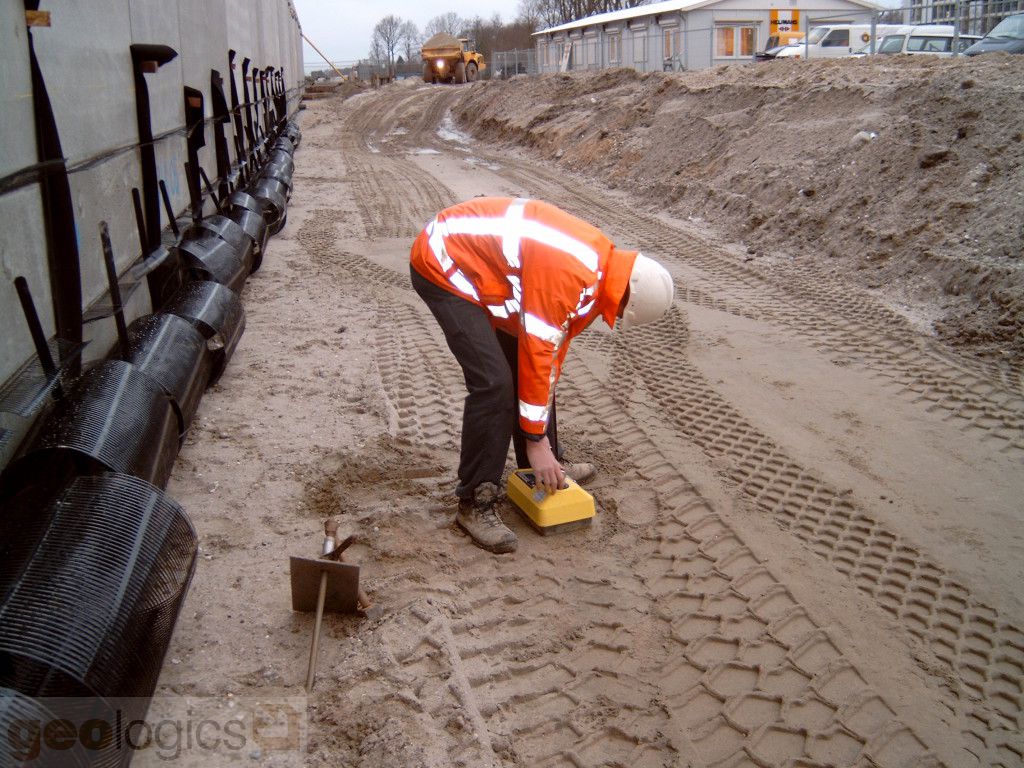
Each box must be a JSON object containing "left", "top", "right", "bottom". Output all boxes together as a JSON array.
[{"left": 3, "top": 694, "right": 308, "bottom": 766}]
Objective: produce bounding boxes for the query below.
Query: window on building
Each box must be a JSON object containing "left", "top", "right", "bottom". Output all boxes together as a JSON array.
[
  {"left": 634, "top": 30, "right": 647, "bottom": 62},
  {"left": 715, "top": 27, "right": 734, "bottom": 56},
  {"left": 664, "top": 27, "right": 678, "bottom": 59},
  {"left": 740, "top": 27, "right": 756, "bottom": 54},
  {"left": 715, "top": 25, "right": 757, "bottom": 57},
  {"left": 547, "top": 42, "right": 563, "bottom": 67},
  {"left": 608, "top": 34, "right": 621, "bottom": 63}
]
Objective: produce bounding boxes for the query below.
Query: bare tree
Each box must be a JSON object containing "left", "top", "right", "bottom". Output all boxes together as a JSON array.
[
  {"left": 400, "top": 20, "right": 421, "bottom": 64},
  {"left": 518, "top": 0, "right": 559, "bottom": 29},
  {"left": 517, "top": 0, "right": 645, "bottom": 28},
  {"left": 466, "top": 14, "right": 536, "bottom": 56},
  {"left": 369, "top": 35, "right": 385, "bottom": 63},
  {"left": 425, "top": 12, "right": 466, "bottom": 38},
  {"left": 371, "top": 14, "right": 404, "bottom": 74}
]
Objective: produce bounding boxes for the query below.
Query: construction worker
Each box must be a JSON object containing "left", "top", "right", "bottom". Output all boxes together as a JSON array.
[{"left": 410, "top": 197, "right": 674, "bottom": 553}]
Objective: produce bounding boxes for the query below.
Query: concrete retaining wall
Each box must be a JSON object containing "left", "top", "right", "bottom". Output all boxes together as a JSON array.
[{"left": 0, "top": 0, "right": 302, "bottom": 457}]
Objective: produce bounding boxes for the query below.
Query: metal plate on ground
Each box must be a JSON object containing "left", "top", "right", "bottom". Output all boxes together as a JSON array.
[{"left": 289, "top": 556, "right": 360, "bottom": 614}]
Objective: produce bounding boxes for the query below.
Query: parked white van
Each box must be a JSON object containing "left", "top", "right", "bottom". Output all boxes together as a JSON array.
[
  {"left": 874, "top": 25, "right": 981, "bottom": 55},
  {"left": 774, "top": 24, "right": 905, "bottom": 58}
]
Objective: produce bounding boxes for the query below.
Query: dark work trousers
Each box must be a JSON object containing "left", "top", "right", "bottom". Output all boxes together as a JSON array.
[{"left": 411, "top": 266, "right": 560, "bottom": 499}]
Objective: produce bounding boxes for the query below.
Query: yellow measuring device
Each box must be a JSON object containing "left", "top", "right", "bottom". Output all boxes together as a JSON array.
[{"left": 507, "top": 469, "right": 595, "bottom": 535}]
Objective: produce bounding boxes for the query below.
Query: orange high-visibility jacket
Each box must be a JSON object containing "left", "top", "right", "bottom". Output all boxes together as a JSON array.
[{"left": 410, "top": 197, "right": 637, "bottom": 437}]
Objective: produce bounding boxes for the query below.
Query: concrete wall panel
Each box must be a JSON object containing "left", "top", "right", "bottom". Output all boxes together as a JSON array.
[
  {"left": 155, "top": 138, "right": 190, "bottom": 220},
  {"left": 260, "top": 0, "right": 281, "bottom": 68},
  {"left": 1, "top": 0, "right": 302, "bottom": 399},
  {"left": 71, "top": 153, "right": 148, "bottom": 317},
  {"left": 1, "top": 2, "right": 37, "bottom": 177},
  {"left": 129, "top": 0, "right": 186, "bottom": 137},
  {"left": 33, "top": 1, "right": 137, "bottom": 158},
  {"left": 226, "top": 0, "right": 255, "bottom": 65},
  {"left": 0, "top": 189, "right": 51, "bottom": 384},
  {"left": 0, "top": 3, "right": 50, "bottom": 385},
  {"left": 28, "top": 2, "right": 149, "bottom": 356},
  {"left": 177, "top": 0, "right": 231, "bottom": 212}
]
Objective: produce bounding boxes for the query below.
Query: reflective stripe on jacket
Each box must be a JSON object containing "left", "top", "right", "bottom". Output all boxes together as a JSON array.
[{"left": 410, "top": 197, "right": 637, "bottom": 436}]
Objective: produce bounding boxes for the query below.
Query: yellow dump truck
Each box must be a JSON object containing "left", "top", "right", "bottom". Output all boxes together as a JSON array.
[{"left": 421, "top": 33, "right": 484, "bottom": 84}]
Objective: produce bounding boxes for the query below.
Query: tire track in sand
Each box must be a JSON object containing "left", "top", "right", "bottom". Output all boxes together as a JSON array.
[
  {"left": 463, "top": 155, "right": 1024, "bottom": 763},
  {"left": 368, "top": 295, "right": 945, "bottom": 767},
  {"left": 304, "top": 88, "right": 1005, "bottom": 766},
  {"left": 490, "top": 159, "right": 1024, "bottom": 451},
  {"left": 609, "top": 307, "right": 1024, "bottom": 766},
  {"left": 330, "top": 90, "right": 456, "bottom": 240},
  {"left": 359, "top": 247, "right": 1021, "bottom": 764}
]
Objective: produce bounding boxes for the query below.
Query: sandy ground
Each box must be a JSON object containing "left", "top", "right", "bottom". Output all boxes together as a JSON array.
[{"left": 150, "top": 60, "right": 1023, "bottom": 768}]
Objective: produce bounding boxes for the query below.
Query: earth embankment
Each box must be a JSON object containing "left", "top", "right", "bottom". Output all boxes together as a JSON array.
[{"left": 454, "top": 56, "right": 1024, "bottom": 362}]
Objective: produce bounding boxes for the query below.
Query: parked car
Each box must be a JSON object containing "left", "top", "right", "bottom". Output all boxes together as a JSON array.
[
  {"left": 964, "top": 13, "right": 1024, "bottom": 55},
  {"left": 850, "top": 38, "right": 884, "bottom": 56},
  {"left": 868, "top": 25, "right": 981, "bottom": 56},
  {"left": 754, "top": 41, "right": 803, "bottom": 61},
  {"left": 773, "top": 23, "right": 905, "bottom": 58},
  {"left": 753, "top": 31, "right": 804, "bottom": 61}
]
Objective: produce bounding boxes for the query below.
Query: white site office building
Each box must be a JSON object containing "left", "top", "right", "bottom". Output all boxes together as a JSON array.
[{"left": 532, "top": 0, "right": 884, "bottom": 72}]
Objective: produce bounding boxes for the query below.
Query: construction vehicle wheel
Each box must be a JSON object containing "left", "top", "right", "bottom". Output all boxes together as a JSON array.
[
  {"left": 455, "top": 61, "right": 466, "bottom": 84},
  {"left": 466, "top": 62, "right": 478, "bottom": 82},
  {"left": 422, "top": 62, "right": 432, "bottom": 83}
]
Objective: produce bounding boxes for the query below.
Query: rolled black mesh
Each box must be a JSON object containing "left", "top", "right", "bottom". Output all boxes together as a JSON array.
[
  {"left": 125, "top": 313, "right": 213, "bottom": 440},
  {"left": 225, "top": 207, "right": 268, "bottom": 272},
  {"left": 4, "top": 360, "right": 180, "bottom": 494},
  {"left": 0, "top": 473, "right": 196, "bottom": 762},
  {"left": 0, "top": 688, "right": 97, "bottom": 767},
  {"left": 177, "top": 235, "right": 249, "bottom": 294},
  {"left": 162, "top": 280, "right": 246, "bottom": 385},
  {"left": 251, "top": 179, "right": 287, "bottom": 234},
  {"left": 226, "top": 190, "right": 272, "bottom": 223},
  {"left": 193, "top": 214, "right": 255, "bottom": 273}
]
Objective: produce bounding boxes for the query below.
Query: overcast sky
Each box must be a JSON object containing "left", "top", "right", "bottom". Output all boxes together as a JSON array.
[{"left": 293, "top": 0, "right": 521, "bottom": 68}]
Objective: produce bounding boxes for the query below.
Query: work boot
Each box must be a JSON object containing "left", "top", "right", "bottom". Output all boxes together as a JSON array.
[
  {"left": 564, "top": 462, "right": 597, "bottom": 484},
  {"left": 457, "top": 483, "right": 518, "bottom": 554}
]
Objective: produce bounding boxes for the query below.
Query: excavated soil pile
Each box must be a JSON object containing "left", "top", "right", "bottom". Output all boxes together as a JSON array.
[{"left": 454, "top": 56, "right": 1024, "bottom": 361}]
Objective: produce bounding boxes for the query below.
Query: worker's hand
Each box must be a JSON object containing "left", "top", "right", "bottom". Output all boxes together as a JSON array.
[{"left": 525, "top": 437, "right": 564, "bottom": 494}]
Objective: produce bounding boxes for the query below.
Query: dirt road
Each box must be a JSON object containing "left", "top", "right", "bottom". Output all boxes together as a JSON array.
[{"left": 154, "top": 73, "right": 1023, "bottom": 768}]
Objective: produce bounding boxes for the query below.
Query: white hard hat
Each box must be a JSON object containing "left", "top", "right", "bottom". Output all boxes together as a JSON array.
[{"left": 620, "top": 253, "right": 674, "bottom": 329}]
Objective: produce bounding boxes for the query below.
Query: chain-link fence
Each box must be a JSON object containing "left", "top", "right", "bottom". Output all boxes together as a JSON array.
[
  {"left": 303, "top": 60, "right": 395, "bottom": 82},
  {"left": 490, "top": 49, "right": 539, "bottom": 78}
]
